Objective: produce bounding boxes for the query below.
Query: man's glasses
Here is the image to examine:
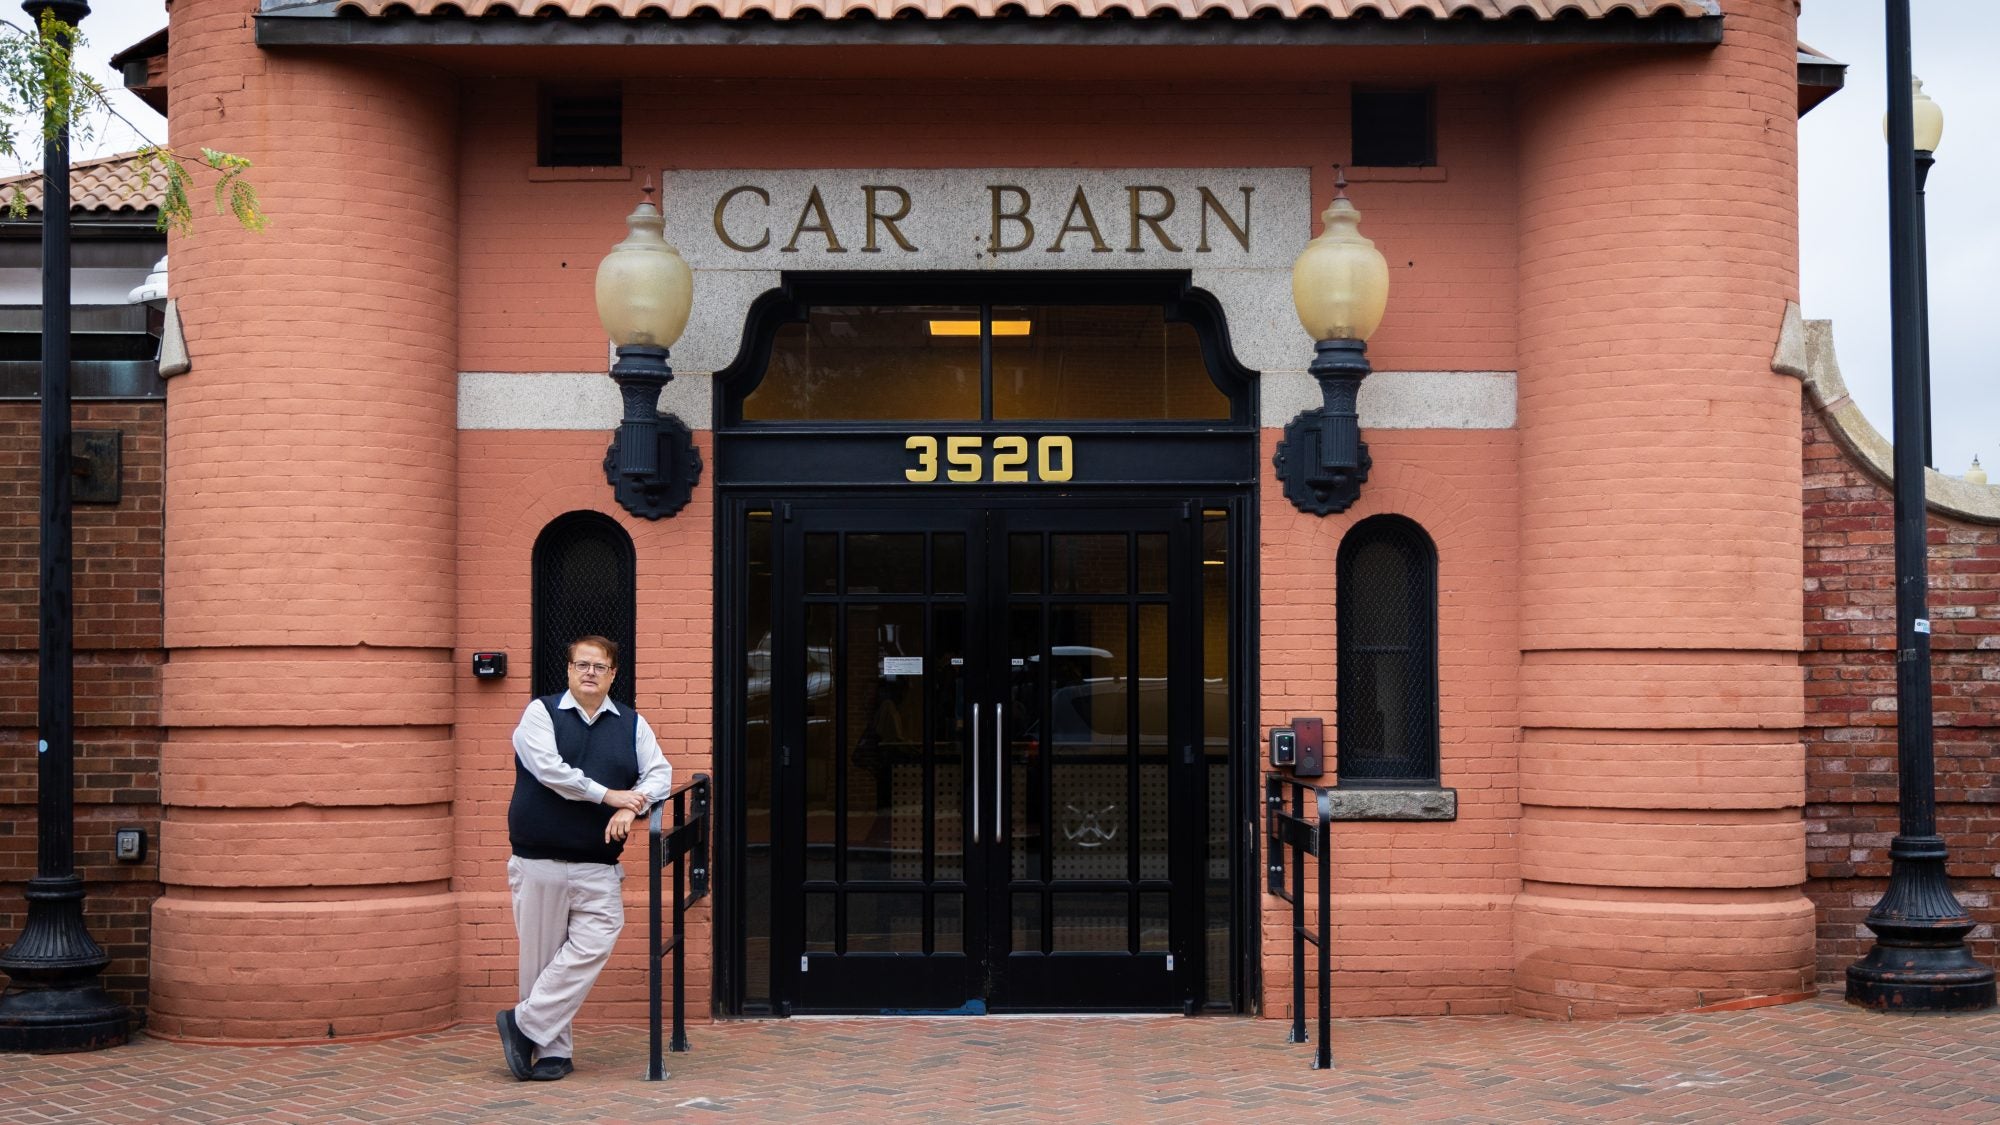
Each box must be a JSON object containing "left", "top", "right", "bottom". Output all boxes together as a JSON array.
[{"left": 570, "top": 661, "right": 613, "bottom": 675}]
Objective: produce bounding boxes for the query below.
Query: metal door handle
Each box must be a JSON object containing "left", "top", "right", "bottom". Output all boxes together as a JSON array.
[
  {"left": 994, "top": 703, "right": 1005, "bottom": 842},
  {"left": 971, "top": 703, "right": 981, "bottom": 845}
]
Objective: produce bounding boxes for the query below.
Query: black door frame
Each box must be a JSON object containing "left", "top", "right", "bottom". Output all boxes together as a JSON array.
[
  {"left": 765, "top": 497, "right": 1209, "bottom": 1014},
  {"left": 710, "top": 270, "right": 1264, "bottom": 1018}
]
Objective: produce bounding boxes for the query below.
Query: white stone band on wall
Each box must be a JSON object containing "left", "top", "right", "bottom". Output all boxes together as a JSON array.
[
  {"left": 458, "top": 369, "right": 1518, "bottom": 432},
  {"left": 1261, "top": 370, "right": 1517, "bottom": 430},
  {"left": 458, "top": 371, "right": 714, "bottom": 431}
]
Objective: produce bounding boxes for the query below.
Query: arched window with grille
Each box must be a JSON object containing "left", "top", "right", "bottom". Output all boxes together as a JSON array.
[
  {"left": 1336, "top": 515, "right": 1439, "bottom": 787},
  {"left": 533, "top": 511, "right": 637, "bottom": 704}
]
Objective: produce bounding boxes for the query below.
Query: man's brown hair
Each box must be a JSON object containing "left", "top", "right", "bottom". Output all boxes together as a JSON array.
[{"left": 567, "top": 635, "right": 620, "bottom": 667}]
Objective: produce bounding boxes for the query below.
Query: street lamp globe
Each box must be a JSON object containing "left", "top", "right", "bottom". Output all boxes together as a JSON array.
[
  {"left": 1883, "top": 76, "right": 1944, "bottom": 154},
  {"left": 1291, "top": 174, "right": 1389, "bottom": 344},
  {"left": 595, "top": 192, "right": 693, "bottom": 349}
]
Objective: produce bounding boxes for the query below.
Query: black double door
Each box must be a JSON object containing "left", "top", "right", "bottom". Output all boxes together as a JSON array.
[{"left": 774, "top": 498, "right": 1208, "bottom": 1013}]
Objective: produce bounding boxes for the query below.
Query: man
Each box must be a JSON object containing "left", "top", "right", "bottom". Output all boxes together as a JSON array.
[{"left": 496, "top": 636, "right": 671, "bottom": 1081}]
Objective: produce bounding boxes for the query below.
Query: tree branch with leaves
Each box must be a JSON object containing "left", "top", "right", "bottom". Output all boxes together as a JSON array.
[{"left": 0, "top": 9, "right": 263, "bottom": 234}]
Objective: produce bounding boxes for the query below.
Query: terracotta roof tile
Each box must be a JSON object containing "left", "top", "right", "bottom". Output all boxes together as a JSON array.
[
  {"left": 0, "top": 150, "right": 165, "bottom": 214},
  {"left": 323, "top": 1, "right": 1718, "bottom": 19}
]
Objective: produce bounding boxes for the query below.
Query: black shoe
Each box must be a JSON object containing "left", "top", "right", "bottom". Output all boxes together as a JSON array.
[
  {"left": 495, "top": 1009, "right": 535, "bottom": 1081},
  {"left": 529, "top": 1056, "right": 573, "bottom": 1081}
]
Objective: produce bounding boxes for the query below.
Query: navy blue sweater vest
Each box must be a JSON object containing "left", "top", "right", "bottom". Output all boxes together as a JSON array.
[{"left": 508, "top": 693, "right": 641, "bottom": 864}]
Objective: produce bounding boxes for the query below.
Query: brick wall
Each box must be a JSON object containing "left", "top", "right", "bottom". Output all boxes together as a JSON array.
[
  {"left": 1509, "top": 0, "right": 1813, "bottom": 1018},
  {"left": 1802, "top": 401, "right": 2000, "bottom": 981},
  {"left": 1259, "top": 427, "right": 1521, "bottom": 1018},
  {"left": 155, "top": 0, "right": 463, "bottom": 1041},
  {"left": 0, "top": 400, "right": 165, "bottom": 1015},
  {"left": 454, "top": 429, "right": 715, "bottom": 1026}
]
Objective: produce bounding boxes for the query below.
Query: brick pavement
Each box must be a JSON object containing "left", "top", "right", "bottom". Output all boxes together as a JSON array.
[{"left": 3, "top": 996, "right": 1998, "bottom": 1123}]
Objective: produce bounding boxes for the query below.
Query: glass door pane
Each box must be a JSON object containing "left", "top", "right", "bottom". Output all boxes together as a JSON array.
[
  {"left": 986, "top": 505, "right": 1194, "bottom": 1012},
  {"left": 783, "top": 509, "right": 984, "bottom": 1013}
]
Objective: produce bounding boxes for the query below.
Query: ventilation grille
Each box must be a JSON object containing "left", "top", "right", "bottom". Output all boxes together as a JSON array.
[
  {"left": 540, "top": 85, "right": 623, "bottom": 168},
  {"left": 1351, "top": 87, "right": 1435, "bottom": 168}
]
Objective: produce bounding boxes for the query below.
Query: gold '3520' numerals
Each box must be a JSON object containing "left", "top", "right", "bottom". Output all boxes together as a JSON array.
[{"left": 904, "top": 436, "right": 1074, "bottom": 483}]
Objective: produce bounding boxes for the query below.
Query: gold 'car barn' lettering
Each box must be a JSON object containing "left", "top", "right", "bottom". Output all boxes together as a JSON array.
[{"left": 713, "top": 182, "right": 1255, "bottom": 257}]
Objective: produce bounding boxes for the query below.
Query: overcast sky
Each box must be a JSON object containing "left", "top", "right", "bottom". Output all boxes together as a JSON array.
[
  {"left": 1797, "top": 0, "right": 1997, "bottom": 478},
  {"left": 49, "top": 2, "right": 2000, "bottom": 476}
]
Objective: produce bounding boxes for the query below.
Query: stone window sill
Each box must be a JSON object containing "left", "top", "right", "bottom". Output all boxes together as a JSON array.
[
  {"left": 1343, "top": 166, "right": 1448, "bottom": 184},
  {"left": 1326, "top": 787, "right": 1456, "bottom": 821},
  {"left": 528, "top": 165, "right": 633, "bottom": 183}
]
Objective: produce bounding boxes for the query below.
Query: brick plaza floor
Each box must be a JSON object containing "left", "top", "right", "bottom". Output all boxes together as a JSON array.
[{"left": 4, "top": 995, "right": 1999, "bottom": 1123}]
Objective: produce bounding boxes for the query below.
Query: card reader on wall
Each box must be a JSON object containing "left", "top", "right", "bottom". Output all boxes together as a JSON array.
[
  {"left": 1268, "top": 726, "right": 1297, "bottom": 768},
  {"left": 472, "top": 652, "right": 508, "bottom": 679},
  {"left": 1290, "top": 717, "right": 1325, "bottom": 777}
]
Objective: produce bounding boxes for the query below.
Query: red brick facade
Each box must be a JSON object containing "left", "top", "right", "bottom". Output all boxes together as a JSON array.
[
  {"left": 4, "top": 0, "right": 1900, "bottom": 1037},
  {"left": 1802, "top": 401, "right": 2000, "bottom": 982},
  {"left": 0, "top": 401, "right": 165, "bottom": 1014}
]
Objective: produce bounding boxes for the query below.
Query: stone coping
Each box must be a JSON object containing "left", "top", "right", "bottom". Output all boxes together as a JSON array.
[{"left": 1794, "top": 309, "right": 2000, "bottom": 526}]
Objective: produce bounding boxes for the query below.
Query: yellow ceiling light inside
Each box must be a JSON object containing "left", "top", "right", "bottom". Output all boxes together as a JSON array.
[{"left": 927, "top": 320, "right": 1032, "bottom": 337}]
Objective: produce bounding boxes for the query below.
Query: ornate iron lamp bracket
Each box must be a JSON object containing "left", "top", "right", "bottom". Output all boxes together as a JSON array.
[
  {"left": 1274, "top": 337, "right": 1372, "bottom": 516},
  {"left": 602, "top": 345, "right": 703, "bottom": 520}
]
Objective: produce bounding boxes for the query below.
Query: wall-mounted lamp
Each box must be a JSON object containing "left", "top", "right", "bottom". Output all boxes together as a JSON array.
[
  {"left": 596, "top": 185, "right": 702, "bottom": 519},
  {"left": 126, "top": 255, "right": 189, "bottom": 378},
  {"left": 1274, "top": 169, "right": 1389, "bottom": 516}
]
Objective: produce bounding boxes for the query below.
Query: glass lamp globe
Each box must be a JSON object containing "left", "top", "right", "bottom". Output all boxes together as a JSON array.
[
  {"left": 1291, "top": 180, "right": 1389, "bottom": 344},
  {"left": 1884, "top": 77, "right": 1945, "bottom": 153},
  {"left": 595, "top": 194, "right": 693, "bottom": 349}
]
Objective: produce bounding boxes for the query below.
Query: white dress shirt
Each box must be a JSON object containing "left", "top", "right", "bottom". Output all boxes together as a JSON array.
[{"left": 511, "top": 691, "right": 673, "bottom": 808}]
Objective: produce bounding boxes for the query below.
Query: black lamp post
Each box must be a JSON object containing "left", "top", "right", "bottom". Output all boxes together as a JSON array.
[
  {"left": 595, "top": 185, "right": 701, "bottom": 520},
  {"left": 1844, "top": 1, "right": 1995, "bottom": 1013},
  {"left": 1275, "top": 170, "right": 1389, "bottom": 516},
  {"left": 1908, "top": 80, "right": 1940, "bottom": 470},
  {"left": 1886, "top": 78, "right": 1944, "bottom": 468},
  {"left": 0, "top": 0, "right": 131, "bottom": 1052}
]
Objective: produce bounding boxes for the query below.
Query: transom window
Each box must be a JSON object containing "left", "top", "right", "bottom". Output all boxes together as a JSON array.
[{"left": 740, "top": 302, "right": 1230, "bottom": 423}]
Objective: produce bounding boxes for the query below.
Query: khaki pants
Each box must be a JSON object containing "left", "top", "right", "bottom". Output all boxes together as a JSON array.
[{"left": 508, "top": 855, "right": 624, "bottom": 1058}]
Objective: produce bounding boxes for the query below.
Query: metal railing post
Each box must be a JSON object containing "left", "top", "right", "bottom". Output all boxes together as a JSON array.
[
  {"left": 1267, "top": 774, "right": 1334, "bottom": 1070},
  {"left": 648, "top": 800, "right": 665, "bottom": 1081},
  {"left": 1315, "top": 786, "right": 1332, "bottom": 1071},
  {"left": 671, "top": 784, "right": 689, "bottom": 1054},
  {"left": 646, "top": 773, "right": 712, "bottom": 1081},
  {"left": 1290, "top": 781, "right": 1306, "bottom": 1047}
]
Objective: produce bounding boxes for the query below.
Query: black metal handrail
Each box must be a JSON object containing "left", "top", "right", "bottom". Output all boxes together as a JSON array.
[
  {"left": 647, "top": 773, "right": 711, "bottom": 1081},
  {"left": 1266, "top": 774, "right": 1333, "bottom": 1070}
]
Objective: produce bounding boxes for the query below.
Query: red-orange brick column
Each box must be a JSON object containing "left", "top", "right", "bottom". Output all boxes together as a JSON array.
[
  {"left": 151, "top": 0, "right": 460, "bottom": 1040},
  {"left": 1511, "top": 0, "right": 1813, "bottom": 1017}
]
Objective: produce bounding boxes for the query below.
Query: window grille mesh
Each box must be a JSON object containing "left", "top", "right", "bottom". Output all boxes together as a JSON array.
[
  {"left": 533, "top": 511, "right": 637, "bottom": 704},
  {"left": 539, "top": 85, "right": 622, "bottom": 167},
  {"left": 1336, "top": 516, "right": 1438, "bottom": 785},
  {"left": 1351, "top": 87, "right": 1436, "bottom": 168}
]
